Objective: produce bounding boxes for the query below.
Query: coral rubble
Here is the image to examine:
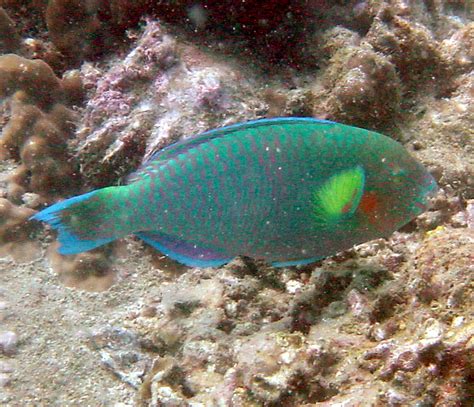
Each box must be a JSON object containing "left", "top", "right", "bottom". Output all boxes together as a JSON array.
[{"left": 123, "top": 227, "right": 473, "bottom": 405}]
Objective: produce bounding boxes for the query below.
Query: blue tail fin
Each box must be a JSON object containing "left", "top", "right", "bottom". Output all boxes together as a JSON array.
[{"left": 31, "top": 190, "right": 116, "bottom": 255}]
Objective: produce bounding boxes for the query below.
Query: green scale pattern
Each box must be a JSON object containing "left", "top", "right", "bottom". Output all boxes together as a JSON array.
[{"left": 121, "top": 120, "right": 432, "bottom": 264}]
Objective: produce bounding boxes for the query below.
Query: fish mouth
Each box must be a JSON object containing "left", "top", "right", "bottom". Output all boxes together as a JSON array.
[
  {"left": 415, "top": 172, "right": 439, "bottom": 213},
  {"left": 424, "top": 172, "right": 439, "bottom": 198}
]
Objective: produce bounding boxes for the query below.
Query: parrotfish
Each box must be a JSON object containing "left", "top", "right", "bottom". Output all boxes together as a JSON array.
[{"left": 32, "top": 117, "right": 437, "bottom": 267}]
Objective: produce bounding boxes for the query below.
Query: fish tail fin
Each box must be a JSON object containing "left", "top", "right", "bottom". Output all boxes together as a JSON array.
[{"left": 31, "top": 186, "right": 129, "bottom": 255}]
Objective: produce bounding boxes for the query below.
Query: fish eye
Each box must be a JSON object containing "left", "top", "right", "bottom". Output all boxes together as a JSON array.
[{"left": 381, "top": 158, "right": 406, "bottom": 179}]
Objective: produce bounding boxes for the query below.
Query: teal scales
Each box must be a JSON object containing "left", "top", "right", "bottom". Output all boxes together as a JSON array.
[{"left": 32, "top": 118, "right": 438, "bottom": 267}]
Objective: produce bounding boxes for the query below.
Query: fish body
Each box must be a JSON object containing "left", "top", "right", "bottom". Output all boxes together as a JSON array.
[{"left": 33, "top": 117, "right": 437, "bottom": 267}]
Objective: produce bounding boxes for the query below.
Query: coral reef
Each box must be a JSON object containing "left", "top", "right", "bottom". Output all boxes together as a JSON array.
[
  {"left": 324, "top": 45, "right": 401, "bottom": 128},
  {"left": 0, "top": 0, "right": 472, "bottom": 405},
  {"left": 365, "top": 7, "right": 446, "bottom": 90},
  {"left": 1, "top": 0, "right": 310, "bottom": 66},
  {"left": 0, "top": 0, "right": 48, "bottom": 34},
  {"left": 308, "top": 1, "right": 473, "bottom": 136},
  {"left": 0, "top": 198, "right": 35, "bottom": 246},
  {"left": 43, "top": 0, "right": 310, "bottom": 64},
  {"left": 0, "top": 54, "right": 82, "bottom": 202},
  {"left": 0, "top": 2, "right": 67, "bottom": 71},
  {"left": 0, "top": 197, "right": 39, "bottom": 261},
  {"left": 75, "top": 19, "right": 264, "bottom": 188},
  {"left": 45, "top": 0, "right": 150, "bottom": 59},
  {"left": 408, "top": 72, "right": 474, "bottom": 199},
  {"left": 0, "top": 7, "right": 21, "bottom": 53},
  {"left": 119, "top": 226, "right": 472, "bottom": 405},
  {"left": 47, "top": 243, "right": 115, "bottom": 292}
]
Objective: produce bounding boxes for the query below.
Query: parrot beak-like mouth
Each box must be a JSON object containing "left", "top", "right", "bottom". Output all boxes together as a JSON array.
[
  {"left": 415, "top": 172, "right": 438, "bottom": 213},
  {"left": 424, "top": 172, "right": 439, "bottom": 199}
]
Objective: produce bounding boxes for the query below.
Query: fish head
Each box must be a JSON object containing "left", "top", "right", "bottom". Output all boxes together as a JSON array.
[{"left": 353, "top": 143, "right": 438, "bottom": 235}]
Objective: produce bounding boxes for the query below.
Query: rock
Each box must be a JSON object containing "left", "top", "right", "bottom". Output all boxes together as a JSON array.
[
  {"left": 326, "top": 46, "right": 401, "bottom": 128},
  {"left": 0, "top": 372, "right": 11, "bottom": 387},
  {"left": 0, "top": 7, "right": 21, "bottom": 53},
  {"left": 75, "top": 19, "right": 264, "bottom": 188},
  {"left": 0, "top": 54, "right": 82, "bottom": 201},
  {"left": 0, "top": 331, "right": 17, "bottom": 355}
]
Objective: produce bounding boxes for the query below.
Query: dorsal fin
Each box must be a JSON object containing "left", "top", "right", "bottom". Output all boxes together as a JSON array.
[{"left": 126, "top": 117, "right": 335, "bottom": 184}]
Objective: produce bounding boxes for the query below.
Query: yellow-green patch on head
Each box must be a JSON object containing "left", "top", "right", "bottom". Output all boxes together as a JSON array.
[{"left": 312, "top": 166, "right": 365, "bottom": 224}]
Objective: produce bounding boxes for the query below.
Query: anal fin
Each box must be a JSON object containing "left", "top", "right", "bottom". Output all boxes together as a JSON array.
[{"left": 135, "top": 231, "right": 232, "bottom": 268}]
